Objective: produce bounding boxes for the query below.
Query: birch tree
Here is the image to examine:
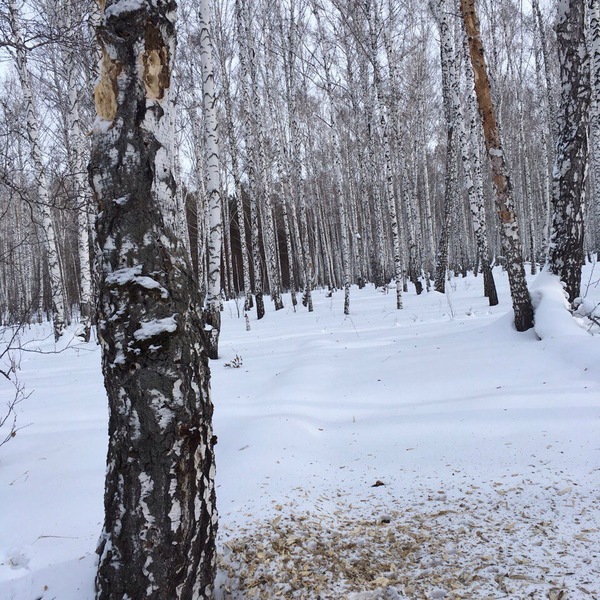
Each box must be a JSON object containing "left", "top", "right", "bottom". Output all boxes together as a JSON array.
[
  {"left": 198, "top": 0, "right": 223, "bottom": 359},
  {"left": 369, "top": 1, "right": 403, "bottom": 308},
  {"left": 235, "top": 0, "right": 266, "bottom": 318},
  {"left": 313, "top": 1, "right": 351, "bottom": 314},
  {"left": 590, "top": 0, "right": 600, "bottom": 252},
  {"left": 461, "top": 0, "right": 533, "bottom": 331},
  {"left": 432, "top": 0, "right": 457, "bottom": 294},
  {"left": 7, "top": 0, "right": 68, "bottom": 341},
  {"left": 549, "top": 0, "right": 591, "bottom": 303},
  {"left": 63, "top": 0, "right": 92, "bottom": 341},
  {"left": 90, "top": 1, "right": 217, "bottom": 597}
]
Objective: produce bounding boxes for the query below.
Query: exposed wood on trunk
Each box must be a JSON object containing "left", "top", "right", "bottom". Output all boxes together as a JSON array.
[{"left": 460, "top": 0, "right": 533, "bottom": 332}]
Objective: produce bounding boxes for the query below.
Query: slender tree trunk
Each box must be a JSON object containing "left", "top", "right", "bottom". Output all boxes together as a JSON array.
[
  {"left": 9, "top": 1, "right": 67, "bottom": 341},
  {"left": 532, "top": 0, "right": 558, "bottom": 154},
  {"left": 198, "top": 0, "right": 222, "bottom": 359},
  {"left": 532, "top": 3, "right": 553, "bottom": 258},
  {"left": 235, "top": 0, "right": 265, "bottom": 319},
  {"left": 63, "top": 0, "right": 92, "bottom": 341},
  {"left": 214, "top": 11, "right": 253, "bottom": 310},
  {"left": 313, "top": 3, "right": 351, "bottom": 314},
  {"left": 435, "top": 127, "right": 456, "bottom": 294},
  {"left": 243, "top": 2, "right": 283, "bottom": 312},
  {"left": 432, "top": 0, "right": 457, "bottom": 294},
  {"left": 281, "top": 6, "right": 314, "bottom": 311},
  {"left": 461, "top": 0, "right": 533, "bottom": 331},
  {"left": 372, "top": 5, "right": 403, "bottom": 307},
  {"left": 459, "top": 18, "right": 498, "bottom": 305},
  {"left": 590, "top": 0, "right": 600, "bottom": 254}
]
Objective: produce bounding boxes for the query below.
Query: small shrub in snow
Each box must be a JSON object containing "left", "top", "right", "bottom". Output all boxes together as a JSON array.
[{"left": 224, "top": 354, "right": 243, "bottom": 369}]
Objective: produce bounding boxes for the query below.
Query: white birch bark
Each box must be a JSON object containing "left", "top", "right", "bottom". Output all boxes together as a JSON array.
[
  {"left": 276, "top": 0, "right": 314, "bottom": 309},
  {"left": 340, "top": 32, "right": 368, "bottom": 288},
  {"left": 313, "top": 3, "right": 351, "bottom": 314},
  {"left": 235, "top": 0, "right": 265, "bottom": 319},
  {"left": 64, "top": 0, "right": 92, "bottom": 341},
  {"left": 9, "top": 1, "right": 67, "bottom": 341},
  {"left": 237, "top": 0, "right": 283, "bottom": 312},
  {"left": 382, "top": 10, "right": 423, "bottom": 294},
  {"left": 381, "top": 104, "right": 404, "bottom": 309},
  {"left": 264, "top": 47, "right": 298, "bottom": 306},
  {"left": 366, "top": 92, "right": 388, "bottom": 287},
  {"left": 532, "top": 23, "right": 554, "bottom": 258},
  {"left": 198, "top": 0, "right": 223, "bottom": 359},
  {"left": 532, "top": 0, "right": 558, "bottom": 154},
  {"left": 589, "top": 0, "right": 600, "bottom": 252},
  {"left": 212, "top": 3, "right": 253, "bottom": 310},
  {"left": 431, "top": 0, "right": 456, "bottom": 294}
]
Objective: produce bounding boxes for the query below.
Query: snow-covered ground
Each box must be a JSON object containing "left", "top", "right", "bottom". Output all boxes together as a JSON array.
[{"left": 1, "top": 265, "right": 599, "bottom": 599}]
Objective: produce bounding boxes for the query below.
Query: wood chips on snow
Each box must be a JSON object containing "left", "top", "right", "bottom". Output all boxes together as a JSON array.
[{"left": 217, "top": 482, "right": 599, "bottom": 599}]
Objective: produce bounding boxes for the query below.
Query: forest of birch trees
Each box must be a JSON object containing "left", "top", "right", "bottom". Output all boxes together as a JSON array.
[
  {"left": 1, "top": 1, "right": 598, "bottom": 598},
  {"left": 0, "top": 0, "right": 598, "bottom": 336}
]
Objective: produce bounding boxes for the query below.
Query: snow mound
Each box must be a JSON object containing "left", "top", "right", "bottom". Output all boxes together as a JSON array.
[{"left": 530, "top": 271, "right": 588, "bottom": 339}]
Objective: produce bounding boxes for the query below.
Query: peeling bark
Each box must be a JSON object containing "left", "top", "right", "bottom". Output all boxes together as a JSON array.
[
  {"left": 90, "top": 2, "right": 217, "bottom": 598},
  {"left": 461, "top": 0, "right": 533, "bottom": 331}
]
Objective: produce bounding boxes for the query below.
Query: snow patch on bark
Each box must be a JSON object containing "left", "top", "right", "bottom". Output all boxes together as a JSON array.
[
  {"left": 107, "top": 265, "right": 169, "bottom": 298},
  {"left": 105, "top": 0, "right": 144, "bottom": 18},
  {"left": 168, "top": 476, "right": 181, "bottom": 533},
  {"left": 134, "top": 316, "right": 177, "bottom": 340}
]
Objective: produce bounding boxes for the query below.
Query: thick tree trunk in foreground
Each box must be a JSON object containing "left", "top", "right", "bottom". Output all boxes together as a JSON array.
[
  {"left": 90, "top": 2, "right": 217, "bottom": 598},
  {"left": 461, "top": 0, "right": 534, "bottom": 332},
  {"left": 549, "top": 0, "right": 591, "bottom": 303}
]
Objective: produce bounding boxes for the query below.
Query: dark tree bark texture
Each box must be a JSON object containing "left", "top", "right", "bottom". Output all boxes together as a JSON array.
[
  {"left": 89, "top": 2, "right": 217, "bottom": 599},
  {"left": 549, "top": 1, "right": 591, "bottom": 303}
]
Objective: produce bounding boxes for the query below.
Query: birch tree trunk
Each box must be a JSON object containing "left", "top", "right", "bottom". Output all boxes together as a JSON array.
[
  {"left": 372, "top": 3, "right": 404, "bottom": 307},
  {"left": 264, "top": 18, "right": 297, "bottom": 306},
  {"left": 280, "top": 3, "right": 314, "bottom": 310},
  {"left": 198, "top": 0, "right": 222, "bottom": 359},
  {"left": 461, "top": 0, "right": 534, "bottom": 331},
  {"left": 313, "top": 3, "right": 351, "bottom": 314},
  {"left": 532, "top": 1, "right": 553, "bottom": 257},
  {"left": 432, "top": 0, "right": 456, "bottom": 294},
  {"left": 383, "top": 6, "right": 422, "bottom": 297},
  {"left": 549, "top": 0, "right": 591, "bottom": 303},
  {"left": 460, "top": 18, "right": 498, "bottom": 305},
  {"left": 213, "top": 2, "right": 253, "bottom": 311},
  {"left": 64, "top": 0, "right": 92, "bottom": 341},
  {"left": 243, "top": 1, "right": 284, "bottom": 312},
  {"left": 532, "top": 0, "right": 558, "bottom": 154},
  {"left": 90, "top": 2, "right": 217, "bottom": 598},
  {"left": 590, "top": 0, "right": 600, "bottom": 253},
  {"left": 236, "top": 0, "right": 265, "bottom": 319},
  {"left": 9, "top": 1, "right": 67, "bottom": 341}
]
